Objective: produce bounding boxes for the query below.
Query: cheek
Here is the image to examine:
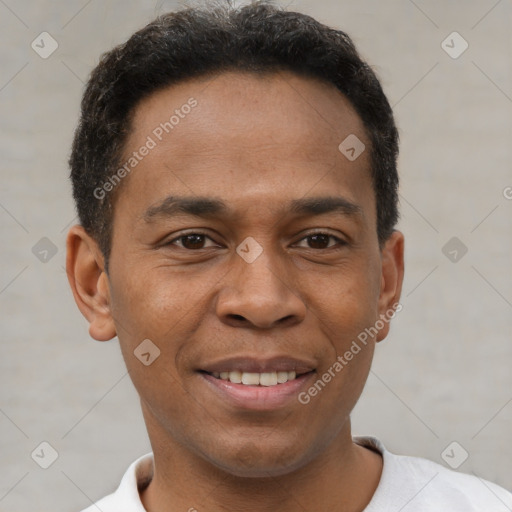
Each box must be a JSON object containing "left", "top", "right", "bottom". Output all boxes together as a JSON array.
[
  {"left": 108, "top": 271, "right": 196, "bottom": 424},
  {"left": 110, "top": 267, "right": 193, "bottom": 339},
  {"left": 308, "top": 263, "right": 381, "bottom": 341},
  {"left": 303, "top": 260, "right": 380, "bottom": 404},
  {"left": 105, "top": 274, "right": 183, "bottom": 402},
  {"left": 108, "top": 265, "right": 221, "bottom": 388}
]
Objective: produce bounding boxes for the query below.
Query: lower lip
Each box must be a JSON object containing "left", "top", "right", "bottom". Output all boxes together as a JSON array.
[{"left": 200, "top": 371, "right": 316, "bottom": 411}]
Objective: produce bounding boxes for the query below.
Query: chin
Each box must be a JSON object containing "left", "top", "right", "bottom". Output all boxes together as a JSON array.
[{"left": 205, "top": 441, "right": 311, "bottom": 479}]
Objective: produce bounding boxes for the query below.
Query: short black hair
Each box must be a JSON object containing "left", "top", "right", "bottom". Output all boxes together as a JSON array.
[{"left": 69, "top": 0, "right": 399, "bottom": 269}]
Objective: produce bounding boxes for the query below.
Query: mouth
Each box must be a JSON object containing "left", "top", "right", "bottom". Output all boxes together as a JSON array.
[
  {"left": 197, "top": 356, "right": 316, "bottom": 410},
  {"left": 200, "top": 369, "right": 312, "bottom": 386}
]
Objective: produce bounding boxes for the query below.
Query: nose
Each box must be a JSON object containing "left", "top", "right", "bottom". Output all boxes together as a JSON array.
[{"left": 215, "top": 246, "right": 307, "bottom": 329}]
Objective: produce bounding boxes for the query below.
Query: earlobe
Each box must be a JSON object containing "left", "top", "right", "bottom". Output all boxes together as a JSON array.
[
  {"left": 66, "top": 225, "right": 117, "bottom": 341},
  {"left": 376, "top": 230, "right": 405, "bottom": 342}
]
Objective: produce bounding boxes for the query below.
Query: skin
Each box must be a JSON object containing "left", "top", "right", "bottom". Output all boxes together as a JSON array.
[{"left": 67, "top": 70, "right": 404, "bottom": 512}]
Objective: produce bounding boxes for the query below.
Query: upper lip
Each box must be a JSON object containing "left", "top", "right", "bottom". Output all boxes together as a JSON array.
[{"left": 200, "top": 356, "right": 316, "bottom": 375}]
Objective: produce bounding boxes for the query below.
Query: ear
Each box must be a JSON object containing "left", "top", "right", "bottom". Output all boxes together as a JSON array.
[
  {"left": 66, "top": 225, "right": 116, "bottom": 341},
  {"left": 376, "top": 230, "right": 404, "bottom": 342}
]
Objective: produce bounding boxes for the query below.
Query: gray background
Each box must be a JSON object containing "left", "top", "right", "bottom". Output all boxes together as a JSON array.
[{"left": 1, "top": 0, "right": 511, "bottom": 510}]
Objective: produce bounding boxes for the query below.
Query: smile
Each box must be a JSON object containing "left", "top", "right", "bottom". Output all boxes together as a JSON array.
[
  {"left": 207, "top": 370, "right": 300, "bottom": 386},
  {"left": 199, "top": 370, "right": 316, "bottom": 411}
]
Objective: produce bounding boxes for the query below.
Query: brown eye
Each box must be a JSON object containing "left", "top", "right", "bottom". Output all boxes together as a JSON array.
[
  {"left": 295, "top": 232, "right": 346, "bottom": 250},
  {"left": 168, "top": 232, "right": 219, "bottom": 250},
  {"left": 180, "top": 234, "right": 206, "bottom": 249},
  {"left": 307, "top": 233, "right": 331, "bottom": 249}
]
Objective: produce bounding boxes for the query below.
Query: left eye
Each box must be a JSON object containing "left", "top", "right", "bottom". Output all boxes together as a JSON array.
[
  {"left": 169, "top": 233, "right": 219, "bottom": 250},
  {"left": 294, "top": 233, "right": 345, "bottom": 250}
]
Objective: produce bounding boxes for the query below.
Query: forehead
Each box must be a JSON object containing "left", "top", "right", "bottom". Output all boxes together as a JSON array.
[
  {"left": 128, "top": 70, "right": 368, "bottom": 154},
  {"left": 115, "top": 70, "right": 374, "bottom": 223}
]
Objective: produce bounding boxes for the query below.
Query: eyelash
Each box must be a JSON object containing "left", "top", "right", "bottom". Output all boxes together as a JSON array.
[{"left": 166, "top": 230, "right": 347, "bottom": 250}]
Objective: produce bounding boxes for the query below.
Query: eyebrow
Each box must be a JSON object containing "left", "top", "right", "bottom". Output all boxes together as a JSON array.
[{"left": 142, "top": 195, "right": 363, "bottom": 222}]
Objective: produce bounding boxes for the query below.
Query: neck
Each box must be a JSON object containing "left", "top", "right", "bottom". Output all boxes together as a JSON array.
[{"left": 140, "top": 411, "right": 382, "bottom": 512}]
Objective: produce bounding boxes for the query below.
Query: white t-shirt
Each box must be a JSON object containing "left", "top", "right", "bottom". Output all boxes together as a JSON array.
[{"left": 81, "top": 436, "right": 512, "bottom": 511}]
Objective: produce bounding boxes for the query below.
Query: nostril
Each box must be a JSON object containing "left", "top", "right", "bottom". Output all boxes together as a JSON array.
[{"left": 229, "top": 314, "right": 246, "bottom": 321}]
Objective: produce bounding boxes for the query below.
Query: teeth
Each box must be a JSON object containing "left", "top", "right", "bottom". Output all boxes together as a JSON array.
[
  {"left": 229, "top": 370, "right": 242, "bottom": 384},
  {"left": 213, "top": 370, "right": 299, "bottom": 386},
  {"left": 277, "top": 371, "right": 289, "bottom": 383},
  {"left": 259, "top": 372, "right": 278, "bottom": 386},
  {"left": 241, "top": 372, "right": 260, "bottom": 385}
]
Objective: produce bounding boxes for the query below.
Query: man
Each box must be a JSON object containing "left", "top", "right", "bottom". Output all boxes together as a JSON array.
[{"left": 66, "top": 1, "right": 512, "bottom": 510}]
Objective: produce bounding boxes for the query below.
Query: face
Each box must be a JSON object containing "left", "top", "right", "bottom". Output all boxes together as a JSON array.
[{"left": 68, "top": 70, "right": 404, "bottom": 477}]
